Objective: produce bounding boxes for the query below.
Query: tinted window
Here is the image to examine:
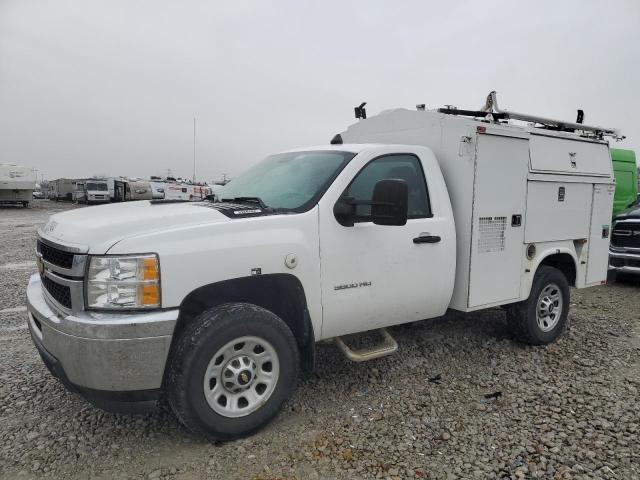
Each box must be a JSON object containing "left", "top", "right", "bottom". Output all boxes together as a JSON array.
[{"left": 345, "top": 154, "right": 431, "bottom": 220}]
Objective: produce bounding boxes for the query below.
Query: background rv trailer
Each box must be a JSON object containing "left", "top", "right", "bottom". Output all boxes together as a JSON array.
[
  {"left": 0, "top": 164, "right": 36, "bottom": 207},
  {"left": 163, "top": 183, "right": 211, "bottom": 201},
  {"left": 112, "top": 179, "right": 153, "bottom": 201},
  {"left": 149, "top": 181, "right": 166, "bottom": 199},
  {"left": 52, "top": 178, "right": 77, "bottom": 201}
]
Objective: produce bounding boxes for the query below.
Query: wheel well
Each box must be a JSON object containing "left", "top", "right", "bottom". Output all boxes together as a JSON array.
[
  {"left": 172, "top": 274, "right": 315, "bottom": 371},
  {"left": 538, "top": 253, "right": 577, "bottom": 286}
]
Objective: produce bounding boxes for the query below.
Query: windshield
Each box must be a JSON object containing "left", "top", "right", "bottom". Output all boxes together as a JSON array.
[
  {"left": 86, "top": 182, "right": 108, "bottom": 191},
  {"left": 219, "top": 150, "right": 355, "bottom": 210}
]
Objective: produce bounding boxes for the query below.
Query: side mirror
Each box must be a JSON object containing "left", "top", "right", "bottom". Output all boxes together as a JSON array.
[
  {"left": 333, "top": 196, "right": 356, "bottom": 227},
  {"left": 371, "top": 179, "right": 408, "bottom": 226}
]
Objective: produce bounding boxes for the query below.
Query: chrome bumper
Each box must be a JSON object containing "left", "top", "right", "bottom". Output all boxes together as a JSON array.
[
  {"left": 609, "top": 250, "right": 640, "bottom": 275},
  {"left": 26, "top": 274, "right": 178, "bottom": 394}
]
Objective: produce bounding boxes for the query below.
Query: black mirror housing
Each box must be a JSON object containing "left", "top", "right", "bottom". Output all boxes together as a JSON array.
[
  {"left": 372, "top": 179, "right": 408, "bottom": 226},
  {"left": 333, "top": 196, "right": 356, "bottom": 227}
]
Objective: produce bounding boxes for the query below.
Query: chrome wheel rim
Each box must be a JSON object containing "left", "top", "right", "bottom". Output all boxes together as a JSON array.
[
  {"left": 203, "top": 336, "right": 279, "bottom": 418},
  {"left": 536, "top": 283, "right": 563, "bottom": 332}
]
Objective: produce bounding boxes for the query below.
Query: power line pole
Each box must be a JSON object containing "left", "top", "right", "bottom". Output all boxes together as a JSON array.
[{"left": 192, "top": 117, "right": 196, "bottom": 183}]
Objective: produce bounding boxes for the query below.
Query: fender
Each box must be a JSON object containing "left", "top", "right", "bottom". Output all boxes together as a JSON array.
[
  {"left": 169, "top": 273, "right": 316, "bottom": 372},
  {"left": 523, "top": 243, "right": 580, "bottom": 299}
]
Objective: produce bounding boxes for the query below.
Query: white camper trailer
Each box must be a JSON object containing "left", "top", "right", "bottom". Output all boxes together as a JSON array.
[
  {"left": 0, "top": 164, "right": 36, "bottom": 207},
  {"left": 52, "top": 178, "right": 78, "bottom": 202},
  {"left": 112, "top": 179, "right": 153, "bottom": 202},
  {"left": 149, "top": 181, "right": 166, "bottom": 199},
  {"left": 163, "top": 183, "right": 191, "bottom": 200}
]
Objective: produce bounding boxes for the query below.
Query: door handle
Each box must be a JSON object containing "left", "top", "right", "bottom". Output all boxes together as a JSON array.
[{"left": 413, "top": 234, "right": 441, "bottom": 244}]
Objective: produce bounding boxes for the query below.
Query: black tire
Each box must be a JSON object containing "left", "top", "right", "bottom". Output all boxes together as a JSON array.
[
  {"left": 166, "top": 303, "right": 299, "bottom": 441},
  {"left": 506, "top": 266, "right": 570, "bottom": 345}
]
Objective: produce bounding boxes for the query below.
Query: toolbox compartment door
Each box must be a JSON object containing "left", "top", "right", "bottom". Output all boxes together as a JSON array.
[
  {"left": 585, "top": 184, "right": 615, "bottom": 285},
  {"left": 524, "top": 181, "right": 592, "bottom": 243},
  {"left": 529, "top": 135, "right": 611, "bottom": 177},
  {"left": 468, "top": 134, "right": 529, "bottom": 308}
]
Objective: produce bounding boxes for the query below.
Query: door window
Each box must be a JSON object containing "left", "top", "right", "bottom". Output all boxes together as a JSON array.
[{"left": 345, "top": 154, "right": 431, "bottom": 221}]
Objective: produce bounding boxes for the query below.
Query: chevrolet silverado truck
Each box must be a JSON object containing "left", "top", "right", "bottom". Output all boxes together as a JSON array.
[{"left": 27, "top": 93, "right": 620, "bottom": 440}]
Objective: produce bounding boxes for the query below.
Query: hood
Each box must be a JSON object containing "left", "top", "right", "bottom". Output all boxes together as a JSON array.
[
  {"left": 39, "top": 201, "right": 231, "bottom": 253},
  {"left": 615, "top": 205, "right": 640, "bottom": 221}
]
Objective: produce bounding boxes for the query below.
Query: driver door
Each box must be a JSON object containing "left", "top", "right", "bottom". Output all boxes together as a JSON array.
[{"left": 318, "top": 148, "right": 454, "bottom": 339}]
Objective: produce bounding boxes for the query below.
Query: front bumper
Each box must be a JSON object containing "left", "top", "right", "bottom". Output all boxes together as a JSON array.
[
  {"left": 609, "top": 250, "right": 640, "bottom": 275},
  {"left": 26, "top": 274, "right": 179, "bottom": 413},
  {"left": 87, "top": 196, "right": 110, "bottom": 203}
]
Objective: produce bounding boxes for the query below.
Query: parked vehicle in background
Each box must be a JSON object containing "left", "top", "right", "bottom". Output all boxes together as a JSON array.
[
  {"left": 106, "top": 178, "right": 115, "bottom": 201},
  {"left": 73, "top": 181, "right": 87, "bottom": 203},
  {"left": 164, "top": 183, "right": 190, "bottom": 200},
  {"left": 149, "top": 181, "right": 166, "bottom": 199},
  {"left": 164, "top": 183, "right": 211, "bottom": 201},
  {"left": 609, "top": 204, "right": 640, "bottom": 275},
  {"left": 52, "top": 178, "right": 77, "bottom": 202},
  {"left": 32, "top": 190, "right": 45, "bottom": 199},
  {"left": 113, "top": 179, "right": 153, "bottom": 202},
  {"left": 611, "top": 149, "right": 638, "bottom": 217},
  {"left": 74, "top": 180, "right": 110, "bottom": 204},
  {"left": 84, "top": 180, "right": 110, "bottom": 204},
  {"left": 27, "top": 92, "right": 620, "bottom": 440},
  {"left": 191, "top": 184, "right": 211, "bottom": 200},
  {"left": 0, "top": 164, "right": 36, "bottom": 207}
]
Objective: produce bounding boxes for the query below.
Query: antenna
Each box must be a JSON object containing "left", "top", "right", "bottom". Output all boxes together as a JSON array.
[{"left": 192, "top": 117, "right": 196, "bottom": 183}]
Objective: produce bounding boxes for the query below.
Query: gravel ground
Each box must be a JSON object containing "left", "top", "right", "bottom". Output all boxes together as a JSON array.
[{"left": 1, "top": 200, "right": 639, "bottom": 479}]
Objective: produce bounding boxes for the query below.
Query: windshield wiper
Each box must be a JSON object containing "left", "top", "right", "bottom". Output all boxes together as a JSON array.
[{"left": 221, "top": 196, "right": 269, "bottom": 209}]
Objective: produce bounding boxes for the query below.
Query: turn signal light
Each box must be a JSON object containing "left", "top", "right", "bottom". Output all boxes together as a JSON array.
[{"left": 139, "top": 284, "right": 160, "bottom": 306}]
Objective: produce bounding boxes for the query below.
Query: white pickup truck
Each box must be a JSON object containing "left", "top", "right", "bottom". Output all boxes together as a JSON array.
[{"left": 27, "top": 94, "right": 619, "bottom": 440}]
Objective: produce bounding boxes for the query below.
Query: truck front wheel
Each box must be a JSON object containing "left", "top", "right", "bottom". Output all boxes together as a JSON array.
[
  {"left": 166, "top": 303, "right": 299, "bottom": 441},
  {"left": 506, "top": 266, "right": 570, "bottom": 345}
]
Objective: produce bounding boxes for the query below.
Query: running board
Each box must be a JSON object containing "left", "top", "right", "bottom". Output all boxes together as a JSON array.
[{"left": 334, "top": 328, "right": 398, "bottom": 362}]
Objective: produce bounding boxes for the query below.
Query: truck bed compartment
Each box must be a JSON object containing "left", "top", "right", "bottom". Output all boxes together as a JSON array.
[{"left": 524, "top": 182, "right": 592, "bottom": 243}]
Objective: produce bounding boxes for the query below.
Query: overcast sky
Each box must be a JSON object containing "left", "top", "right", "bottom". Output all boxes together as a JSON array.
[{"left": 1, "top": 0, "right": 639, "bottom": 182}]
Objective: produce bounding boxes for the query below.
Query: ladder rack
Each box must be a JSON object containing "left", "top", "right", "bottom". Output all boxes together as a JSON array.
[{"left": 437, "top": 91, "right": 623, "bottom": 141}]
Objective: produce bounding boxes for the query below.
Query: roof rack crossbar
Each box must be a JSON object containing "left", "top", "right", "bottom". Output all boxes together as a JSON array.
[
  {"left": 482, "top": 91, "right": 623, "bottom": 140},
  {"left": 437, "top": 108, "right": 508, "bottom": 120}
]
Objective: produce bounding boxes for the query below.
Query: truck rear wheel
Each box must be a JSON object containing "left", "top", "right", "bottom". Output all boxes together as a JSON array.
[
  {"left": 506, "top": 266, "right": 570, "bottom": 345},
  {"left": 166, "top": 303, "right": 299, "bottom": 441}
]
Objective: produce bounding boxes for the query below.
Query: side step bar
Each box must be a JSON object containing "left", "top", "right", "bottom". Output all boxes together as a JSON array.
[{"left": 334, "top": 328, "right": 398, "bottom": 362}]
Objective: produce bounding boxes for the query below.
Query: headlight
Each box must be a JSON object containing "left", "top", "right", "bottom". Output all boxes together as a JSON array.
[{"left": 86, "top": 254, "right": 160, "bottom": 309}]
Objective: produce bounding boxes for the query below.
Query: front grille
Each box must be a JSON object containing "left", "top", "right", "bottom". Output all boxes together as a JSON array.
[
  {"left": 611, "top": 256, "right": 640, "bottom": 269},
  {"left": 42, "top": 276, "right": 72, "bottom": 309},
  {"left": 37, "top": 240, "right": 74, "bottom": 269},
  {"left": 611, "top": 222, "right": 640, "bottom": 249}
]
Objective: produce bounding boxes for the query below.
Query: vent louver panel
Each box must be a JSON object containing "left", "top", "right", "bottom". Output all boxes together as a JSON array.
[{"left": 478, "top": 217, "right": 507, "bottom": 253}]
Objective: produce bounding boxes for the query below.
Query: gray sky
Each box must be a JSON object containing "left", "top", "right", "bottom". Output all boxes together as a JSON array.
[{"left": 1, "top": 0, "right": 639, "bottom": 182}]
